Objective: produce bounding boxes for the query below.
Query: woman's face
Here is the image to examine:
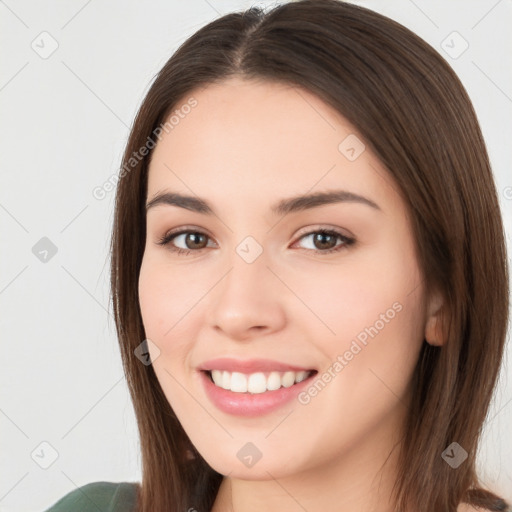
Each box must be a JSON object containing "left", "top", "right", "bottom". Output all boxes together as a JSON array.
[{"left": 138, "top": 77, "right": 431, "bottom": 480}]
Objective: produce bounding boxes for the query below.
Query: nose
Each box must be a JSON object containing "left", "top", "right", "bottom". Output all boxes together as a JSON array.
[{"left": 206, "top": 251, "right": 287, "bottom": 342}]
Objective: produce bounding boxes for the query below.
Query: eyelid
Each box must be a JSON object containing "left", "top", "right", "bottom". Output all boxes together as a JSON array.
[
  {"left": 158, "top": 224, "right": 215, "bottom": 240},
  {"left": 158, "top": 224, "right": 353, "bottom": 241},
  {"left": 156, "top": 224, "right": 356, "bottom": 254},
  {"left": 293, "top": 224, "right": 355, "bottom": 240},
  {"left": 156, "top": 225, "right": 217, "bottom": 247}
]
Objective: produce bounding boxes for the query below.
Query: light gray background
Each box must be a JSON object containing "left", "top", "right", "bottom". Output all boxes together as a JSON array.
[{"left": 1, "top": 1, "right": 511, "bottom": 510}]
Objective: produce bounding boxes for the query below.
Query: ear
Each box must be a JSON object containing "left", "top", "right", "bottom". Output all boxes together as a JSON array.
[{"left": 424, "top": 288, "right": 445, "bottom": 346}]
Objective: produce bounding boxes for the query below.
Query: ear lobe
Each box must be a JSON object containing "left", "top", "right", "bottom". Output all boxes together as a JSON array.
[{"left": 425, "top": 290, "right": 445, "bottom": 346}]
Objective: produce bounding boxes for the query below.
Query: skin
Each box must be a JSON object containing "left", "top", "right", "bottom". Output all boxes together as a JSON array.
[{"left": 138, "top": 77, "right": 447, "bottom": 512}]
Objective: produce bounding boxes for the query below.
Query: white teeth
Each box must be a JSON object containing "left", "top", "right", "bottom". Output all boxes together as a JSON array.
[
  {"left": 230, "top": 372, "right": 248, "bottom": 392},
  {"left": 209, "top": 369, "right": 312, "bottom": 393},
  {"left": 282, "top": 371, "right": 295, "bottom": 388},
  {"left": 267, "top": 371, "right": 281, "bottom": 391},
  {"left": 295, "top": 371, "right": 308, "bottom": 383},
  {"left": 247, "top": 372, "right": 267, "bottom": 394},
  {"left": 221, "top": 370, "right": 231, "bottom": 390},
  {"left": 211, "top": 370, "right": 222, "bottom": 385},
  {"left": 211, "top": 370, "right": 232, "bottom": 390}
]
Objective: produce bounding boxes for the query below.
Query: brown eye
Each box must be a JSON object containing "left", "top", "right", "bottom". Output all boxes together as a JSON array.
[
  {"left": 182, "top": 232, "right": 208, "bottom": 250},
  {"left": 157, "top": 227, "right": 354, "bottom": 256},
  {"left": 312, "top": 232, "right": 338, "bottom": 250},
  {"left": 295, "top": 229, "right": 355, "bottom": 254},
  {"left": 157, "top": 230, "right": 214, "bottom": 254}
]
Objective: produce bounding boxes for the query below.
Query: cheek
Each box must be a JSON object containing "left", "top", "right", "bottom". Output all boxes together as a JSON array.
[
  {"left": 288, "top": 262, "right": 425, "bottom": 466},
  {"left": 288, "top": 239, "right": 426, "bottom": 416},
  {"left": 302, "top": 242, "right": 425, "bottom": 406},
  {"left": 137, "top": 256, "right": 198, "bottom": 364},
  {"left": 138, "top": 260, "right": 168, "bottom": 339},
  {"left": 138, "top": 254, "right": 206, "bottom": 335},
  {"left": 285, "top": 248, "right": 423, "bottom": 352},
  {"left": 137, "top": 257, "right": 200, "bottom": 410}
]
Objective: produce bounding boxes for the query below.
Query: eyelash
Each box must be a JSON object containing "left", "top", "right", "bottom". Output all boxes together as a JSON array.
[{"left": 156, "top": 226, "right": 355, "bottom": 256}]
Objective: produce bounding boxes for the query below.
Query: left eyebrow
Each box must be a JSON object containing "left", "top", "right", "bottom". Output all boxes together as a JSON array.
[
  {"left": 272, "top": 189, "right": 381, "bottom": 215},
  {"left": 145, "top": 189, "right": 381, "bottom": 215}
]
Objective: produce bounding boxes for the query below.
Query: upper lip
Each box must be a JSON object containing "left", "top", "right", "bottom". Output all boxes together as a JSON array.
[{"left": 198, "top": 357, "right": 316, "bottom": 374}]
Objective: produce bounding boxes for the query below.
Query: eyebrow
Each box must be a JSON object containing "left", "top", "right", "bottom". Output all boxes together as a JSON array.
[{"left": 145, "top": 189, "right": 381, "bottom": 216}]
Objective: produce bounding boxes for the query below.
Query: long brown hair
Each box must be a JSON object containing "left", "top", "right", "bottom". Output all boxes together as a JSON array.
[{"left": 110, "top": 1, "right": 510, "bottom": 510}]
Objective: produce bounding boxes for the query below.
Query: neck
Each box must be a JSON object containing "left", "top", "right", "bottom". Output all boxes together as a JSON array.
[{"left": 211, "top": 410, "right": 405, "bottom": 512}]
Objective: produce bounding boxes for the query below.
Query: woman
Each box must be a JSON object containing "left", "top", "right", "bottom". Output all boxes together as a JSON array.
[{"left": 44, "top": 0, "right": 510, "bottom": 511}]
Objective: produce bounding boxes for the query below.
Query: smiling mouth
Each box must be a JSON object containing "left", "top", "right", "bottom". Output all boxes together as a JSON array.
[{"left": 203, "top": 369, "right": 317, "bottom": 394}]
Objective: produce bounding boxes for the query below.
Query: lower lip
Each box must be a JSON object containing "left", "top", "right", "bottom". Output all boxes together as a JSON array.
[{"left": 199, "top": 370, "right": 316, "bottom": 417}]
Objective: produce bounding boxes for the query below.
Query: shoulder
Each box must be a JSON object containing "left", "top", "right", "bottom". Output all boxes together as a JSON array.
[{"left": 43, "top": 481, "right": 139, "bottom": 512}]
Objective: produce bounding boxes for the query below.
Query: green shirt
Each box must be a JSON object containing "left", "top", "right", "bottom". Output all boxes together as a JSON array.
[
  {"left": 44, "top": 481, "right": 138, "bottom": 511},
  {"left": 44, "top": 481, "right": 511, "bottom": 512}
]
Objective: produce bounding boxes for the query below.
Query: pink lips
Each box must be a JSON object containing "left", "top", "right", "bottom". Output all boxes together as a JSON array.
[
  {"left": 198, "top": 357, "right": 314, "bottom": 374},
  {"left": 197, "top": 357, "right": 317, "bottom": 417}
]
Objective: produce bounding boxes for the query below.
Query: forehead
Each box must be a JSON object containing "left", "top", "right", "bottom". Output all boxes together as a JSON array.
[{"left": 146, "top": 77, "right": 400, "bottom": 213}]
